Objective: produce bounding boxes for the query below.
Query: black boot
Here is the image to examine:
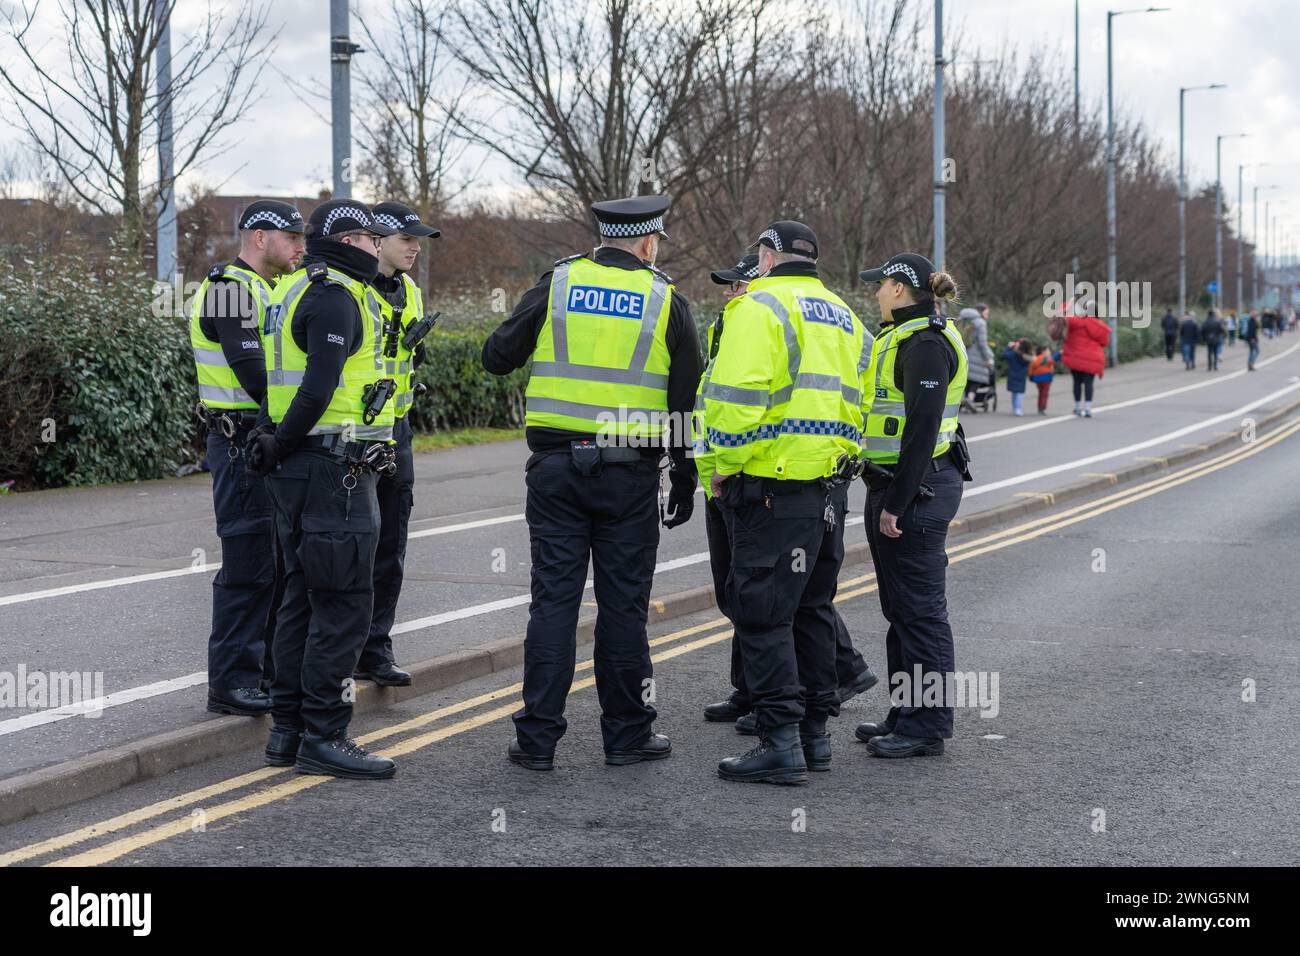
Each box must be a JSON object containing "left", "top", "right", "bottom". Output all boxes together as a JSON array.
[
  {"left": 836, "top": 666, "right": 879, "bottom": 704},
  {"left": 207, "top": 686, "right": 271, "bottom": 717},
  {"left": 799, "top": 718, "right": 831, "bottom": 772},
  {"left": 355, "top": 661, "right": 412, "bottom": 687},
  {"left": 703, "top": 697, "right": 750, "bottom": 722},
  {"left": 264, "top": 726, "right": 302, "bottom": 767},
  {"left": 866, "top": 731, "right": 945, "bottom": 758},
  {"left": 295, "top": 731, "right": 397, "bottom": 779},
  {"left": 854, "top": 720, "right": 895, "bottom": 743},
  {"left": 734, "top": 712, "right": 758, "bottom": 736},
  {"left": 718, "top": 723, "right": 808, "bottom": 785}
]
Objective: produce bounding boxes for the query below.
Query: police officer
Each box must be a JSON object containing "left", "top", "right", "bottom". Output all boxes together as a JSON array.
[
  {"left": 354, "top": 201, "right": 441, "bottom": 687},
  {"left": 698, "top": 254, "right": 877, "bottom": 733},
  {"left": 704, "top": 221, "right": 871, "bottom": 785},
  {"left": 482, "top": 195, "right": 699, "bottom": 771},
  {"left": 192, "top": 200, "right": 304, "bottom": 716},
  {"left": 855, "top": 252, "right": 969, "bottom": 758},
  {"left": 247, "top": 200, "right": 400, "bottom": 780}
]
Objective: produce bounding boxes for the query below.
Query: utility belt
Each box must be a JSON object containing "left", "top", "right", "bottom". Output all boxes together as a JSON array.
[
  {"left": 529, "top": 439, "right": 652, "bottom": 478},
  {"left": 301, "top": 433, "right": 398, "bottom": 476},
  {"left": 195, "top": 402, "right": 259, "bottom": 440},
  {"left": 864, "top": 454, "right": 954, "bottom": 496}
]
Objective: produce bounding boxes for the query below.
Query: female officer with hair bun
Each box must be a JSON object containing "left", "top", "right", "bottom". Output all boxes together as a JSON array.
[{"left": 854, "top": 253, "right": 970, "bottom": 759}]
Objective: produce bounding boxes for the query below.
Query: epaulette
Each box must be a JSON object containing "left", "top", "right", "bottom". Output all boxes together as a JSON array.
[
  {"left": 552, "top": 253, "right": 585, "bottom": 267},
  {"left": 929, "top": 314, "right": 947, "bottom": 330},
  {"left": 208, "top": 263, "right": 228, "bottom": 282},
  {"left": 648, "top": 263, "right": 674, "bottom": 283},
  {"left": 304, "top": 260, "right": 329, "bottom": 282}
]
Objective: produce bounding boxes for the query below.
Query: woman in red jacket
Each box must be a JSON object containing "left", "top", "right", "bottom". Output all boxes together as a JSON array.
[{"left": 1060, "top": 299, "right": 1111, "bottom": 418}]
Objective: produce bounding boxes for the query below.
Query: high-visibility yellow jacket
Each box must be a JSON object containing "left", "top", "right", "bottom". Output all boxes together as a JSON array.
[
  {"left": 189, "top": 263, "right": 272, "bottom": 410},
  {"left": 692, "top": 300, "right": 741, "bottom": 499},
  {"left": 524, "top": 255, "right": 672, "bottom": 441},
  {"left": 862, "top": 315, "right": 968, "bottom": 463},
  {"left": 701, "top": 272, "right": 872, "bottom": 481},
  {"left": 375, "top": 272, "right": 423, "bottom": 419},
  {"left": 263, "top": 262, "right": 394, "bottom": 441}
]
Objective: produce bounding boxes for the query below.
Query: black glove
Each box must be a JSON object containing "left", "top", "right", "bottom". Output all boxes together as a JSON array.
[
  {"left": 413, "top": 343, "right": 427, "bottom": 368},
  {"left": 245, "top": 430, "right": 284, "bottom": 477},
  {"left": 662, "top": 465, "right": 697, "bottom": 529}
]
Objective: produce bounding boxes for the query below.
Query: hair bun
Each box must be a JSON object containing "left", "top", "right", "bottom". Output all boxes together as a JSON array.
[{"left": 929, "top": 271, "right": 958, "bottom": 301}]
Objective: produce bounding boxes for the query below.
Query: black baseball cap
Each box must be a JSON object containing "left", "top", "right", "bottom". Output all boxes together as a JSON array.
[
  {"left": 591, "top": 195, "right": 671, "bottom": 240},
  {"left": 371, "top": 201, "right": 441, "bottom": 238},
  {"left": 750, "top": 220, "right": 819, "bottom": 260},
  {"left": 859, "top": 252, "right": 937, "bottom": 290},
  {"left": 306, "top": 199, "right": 398, "bottom": 238},
  {"left": 710, "top": 253, "right": 761, "bottom": 284},
  {"left": 238, "top": 200, "right": 305, "bottom": 233}
]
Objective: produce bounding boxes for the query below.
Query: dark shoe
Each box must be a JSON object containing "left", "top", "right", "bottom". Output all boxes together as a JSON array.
[
  {"left": 355, "top": 661, "right": 412, "bottom": 687},
  {"left": 295, "top": 732, "right": 397, "bottom": 779},
  {"left": 854, "top": 721, "right": 896, "bottom": 743},
  {"left": 718, "top": 723, "right": 808, "bottom": 785},
  {"left": 704, "top": 697, "right": 750, "bottom": 722},
  {"left": 207, "top": 686, "right": 271, "bottom": 717},
  {"left": 264, "top": 726, "right": 303, "bottom": 767},
  {"left": 606, "top": 732, "right": 672, "bottom": 766},
  {"left": 799, "top": 719, "right": 832, "bottom": 772},
  {"left": 836, "top": 666, "right": 879, "bottom": 705},
  {"left": 507, "top": 739, "right": 554, "bottom": 771},
  {"left": 866, "top": 732, "right": 945, "bottom": 758},
  {"left": 735, "top": 711, "right": 758, "bottom": 736}
]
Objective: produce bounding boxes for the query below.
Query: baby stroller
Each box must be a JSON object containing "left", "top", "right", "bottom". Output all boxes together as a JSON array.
[{"left": 963, "top": 381, "right": 997, "bottom": 414}]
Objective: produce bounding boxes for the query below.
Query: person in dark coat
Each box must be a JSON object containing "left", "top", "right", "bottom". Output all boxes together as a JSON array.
[
  {"left": 1244, "top": 309, "right": 1261, "bottom": 371},
  {"left": 1179, "top": 312, "right": 1200, "bottom": 370},
  {"left": 1161, "top": 308, "right": 1178, "bottom": 361},
  {"left": 1002, "top": 338, "right": 1032, "bottom": 416},
  {"left": 1200, "top": 310, "right": 1223, "bottom": 371}
]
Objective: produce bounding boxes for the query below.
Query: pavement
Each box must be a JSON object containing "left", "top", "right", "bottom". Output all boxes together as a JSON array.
[
  {"left": 2, "top": 387, "right": 1297, "bottom": 866},
  {"left": 1, "top": 333, "right": 1298, "bottom": 812}
]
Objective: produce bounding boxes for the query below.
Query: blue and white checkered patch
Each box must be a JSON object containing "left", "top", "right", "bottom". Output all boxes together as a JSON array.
[{"left": 706, "top": 419, "right": 861, "bottom": 448}]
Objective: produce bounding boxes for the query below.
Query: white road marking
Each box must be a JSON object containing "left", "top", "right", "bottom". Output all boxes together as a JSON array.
[
  {"left": 0, "top": 564, "right": 216, "bottom": 608},
  {"left": 0, "top": 672, "right": 208, "bottom": 737}
]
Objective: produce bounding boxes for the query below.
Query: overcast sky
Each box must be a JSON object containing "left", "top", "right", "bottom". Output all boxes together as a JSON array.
[{"left": 4, "top": 0, "right": 1299, "bottom": 244}]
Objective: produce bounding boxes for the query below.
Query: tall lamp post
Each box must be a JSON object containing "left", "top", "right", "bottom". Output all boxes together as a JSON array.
[
  {"left": 1253, "top": 184, "right": 1279, "bottom": 308},
  {"left": 932, "top": 0, "right": 945, "bottom": 271},
  {"left": 1179, "top": 84, "right": 1225, "bottom": 318},
  {"left": 1107, "top": 6, "right": 1168, "bottom": 364},
  {"left": 1215, "top": 133, "right": 1249, "bottom": 315}
]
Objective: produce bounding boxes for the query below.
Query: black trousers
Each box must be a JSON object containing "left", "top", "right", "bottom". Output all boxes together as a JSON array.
[
  {"left": 720, "top": 476, "right": 846, "bottom": 729},
  {"left": 360, "top": 417, "right": 415, "bottom": 669},
  {"left": 266, "top": 449, "right": 379, "bottom": 740},
  {"left": 1164, "top": 332, "right": 1177, "bottom": 359},
  {"left": 864, "top": 460, "right": 963, "bottom": 738},
  {"left": 1071, "top": 370, "right": 1095, "bottom": 402},
  {"left": 514, "top": 452, "right": 660, "bottom": 755},
  {"left": 704, "top": 496, "right": 866, "bottom": 709},
  {"left": 206, "top": 429, "right": 280, "bottom": 691}
]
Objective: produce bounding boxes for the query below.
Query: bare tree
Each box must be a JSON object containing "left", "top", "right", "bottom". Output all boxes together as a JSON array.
[
  {"left": 0, "top": 0, "right": 275, "bottom": 262},
  {"left": 355, "top": 0, "right": 479, "bottom": 290},
  {"left": 441, "top": 0, "right": 742, "bottom": 224}
]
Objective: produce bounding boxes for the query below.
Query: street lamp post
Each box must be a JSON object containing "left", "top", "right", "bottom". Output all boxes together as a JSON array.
[
  {"left": 933, "top": 0, "right": 945, "bottom": 271},
  {"left": 1215, "top": 133, "right": 1248, "bottom": 315},
  {"left": 1253, "top": 184, "right": 1279, "bottom": 308},
  {"left": 1236, "top": 164, "right": 1245, "bottom": 315},
  {"left": 1179, "top": 84, "right": 1226, "bottom": 318},
  {"left": 1107, "top": 6, "right": 1168, "bottom": 364}
]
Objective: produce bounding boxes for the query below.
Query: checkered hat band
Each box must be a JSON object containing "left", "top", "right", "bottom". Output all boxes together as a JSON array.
[
  {"left": 883, "top": 262, "right": 921, "bottom": 286},
  {"left": 758, "top": 228, "right": 782, "bottom": 252},
  {"left": 374, "top": 213, "right": 403, "bottom": 230},
  {"left": 323, "top": 206, "right": 373, "bottom": 232},
  {"left": 242, "top": 211, "right": 295, "bottom": 229},
  {"left": 599, "top": 215, "right": 664, "bottom": 238}
]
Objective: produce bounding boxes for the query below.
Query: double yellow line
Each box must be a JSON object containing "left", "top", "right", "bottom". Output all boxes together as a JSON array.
[{"left": 6, "top": 417, "right": 1297, "bottom": 868}]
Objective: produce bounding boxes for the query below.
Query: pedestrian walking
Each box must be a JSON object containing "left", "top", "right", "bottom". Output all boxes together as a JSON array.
[
  {"left": 958, "top": 305, "right": 994, "bottom": 411},
  {"left": 1003, "top": 337, "right": 1032, "bottom": 416},
  {"left": 1243, "top": 309, "right": 1261, "bottom": 371},
  {"left": 1161, "top": 307, "right": 1178, "bottom": 360},
  {"left": 1062, "top": 299, "right": 1111, "bottom": 417},
  {"left": 1179, "top": 311, "right": 1200, "bottom": 370},
  {"left": 1028, "top": 343, "right": 1059, "bottom": 415},
  {"left": 1201, "top": 310, "right": 1223, "bottom": 371}
]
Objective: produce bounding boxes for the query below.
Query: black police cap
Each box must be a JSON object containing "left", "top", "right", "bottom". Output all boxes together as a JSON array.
[
  {"left": 591, "top": 195, "right": 671, "bottom": 240},
  {"left": 238, "top": 200, "right": 305, "bottom": 233},
  {"left": 710, "top": 253, "right": 761, "bottom": 285},
  {"left": 859, "top": 252, "right": 936, "bottom": 290},
  {"left": 306, "top": 199, "right": 398, "bottom": 238},
  {"left": 372, "top": 201, "right": 441, "bottom": 238},
  {"left": 750, "top": 220, "right": 819, "bottom": 260}
]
